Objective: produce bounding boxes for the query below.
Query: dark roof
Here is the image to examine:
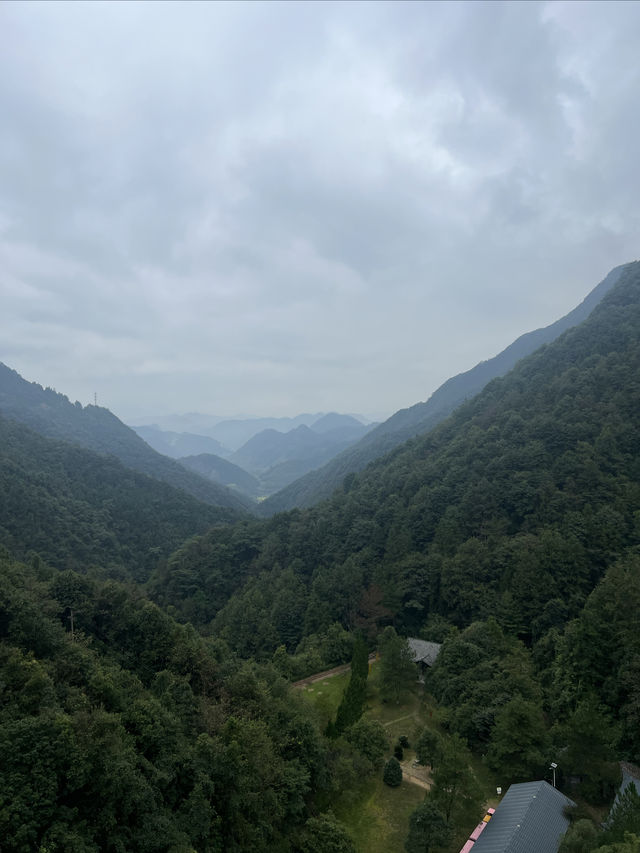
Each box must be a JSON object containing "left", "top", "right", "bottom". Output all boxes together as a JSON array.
[
  {"left": 407, "top": 638, "right": 441, "bottom": 666},
  {"left": 471, "top": 781, "right": 575, "bottom": 853}
]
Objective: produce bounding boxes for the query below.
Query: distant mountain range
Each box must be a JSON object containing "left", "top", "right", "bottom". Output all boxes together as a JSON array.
[
  {"left": 133, "top": 425, "right": 230, "bottom": 459},
  {"left": 260, "top": 263, "right": 626, "bottom": 514},
  {"left": 131, "top": 411, "right": 375, "bottom": 499},
  {"left": 131, "top": 411, "right": 373, "bottom": 450}
]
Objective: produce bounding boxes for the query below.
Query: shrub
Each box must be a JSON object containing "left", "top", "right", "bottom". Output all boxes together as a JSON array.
[{"left": 383, "top": 756, "right": 403, "bottom": 787}]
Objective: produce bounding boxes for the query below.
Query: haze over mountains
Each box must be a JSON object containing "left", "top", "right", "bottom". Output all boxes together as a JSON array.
[
  {"left": 1, "top": 260, "right": 640, "bottom": 851},
  {"left": 131, "top": 411, "right": 375, "bottom": 499},
  {"left": 0, "top": 363, "right": 251, "bottom": 512},
  {"left": 260, "top": 263, "right": 627, "bottom": 514}
]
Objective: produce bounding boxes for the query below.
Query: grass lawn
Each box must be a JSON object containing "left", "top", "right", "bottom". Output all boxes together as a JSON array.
[
  {"left": 333, "top": 773, "right": 426, "bottom": 853},
  {"left": 299, "top": 672, "right": 350, "bottom": 728},
  {"left": 299, "top": 662, "right": 502, "bottom": 853}
]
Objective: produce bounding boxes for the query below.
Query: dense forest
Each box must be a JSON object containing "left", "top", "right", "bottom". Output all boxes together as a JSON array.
[
  {"left": 1, "top": 261, "right": 640, "bottom": 851},
  {"left": 0, "top": 363, "right": 251, "bottom": 511}
]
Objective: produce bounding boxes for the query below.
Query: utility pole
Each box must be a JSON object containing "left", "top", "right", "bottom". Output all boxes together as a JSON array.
[{"left": 550, "top": 762, "right": 557, "bottom": 788}]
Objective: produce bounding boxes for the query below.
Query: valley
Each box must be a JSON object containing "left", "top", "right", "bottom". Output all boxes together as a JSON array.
[{"left": 1, "top": 262, "right": 640, "bottom": 851}]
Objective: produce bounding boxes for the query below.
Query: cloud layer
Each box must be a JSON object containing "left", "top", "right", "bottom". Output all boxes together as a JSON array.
[{"left": 1, "top": 1, "right": 638, "bottom": 419}]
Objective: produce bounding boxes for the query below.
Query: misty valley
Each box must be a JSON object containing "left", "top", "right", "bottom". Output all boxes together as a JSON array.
[{"left": 1, "top": 262, "right": 639, "bottom": 852}]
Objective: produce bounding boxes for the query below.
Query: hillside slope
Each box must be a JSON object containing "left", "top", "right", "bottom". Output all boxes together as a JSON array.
[
  {"left": 262, "top": 263, "right": 626, "bottom": 514},
  {"left": 0, "top": 364, "right": 251, "bottom": 512},
  {"left": 151, "top": 261, "right": 640, "bottom": 659},
  {"left": 179, "top": 452, "right": 262, "bottom": 498},
  {"left": 0, "top": 414, "right": 235, "bottom": 579}
]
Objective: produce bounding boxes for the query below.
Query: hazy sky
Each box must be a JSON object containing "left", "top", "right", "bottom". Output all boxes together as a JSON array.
[{"left": 1, "top": 1, "right": 639, "bottom": 422}]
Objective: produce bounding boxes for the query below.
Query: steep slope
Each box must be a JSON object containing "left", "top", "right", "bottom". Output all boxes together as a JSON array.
[
  {"left": 0, "top": 363, "right": 251, "bottom": 512},
  {"left": 179, "top": 452, "right": 262, "bottom": 498},
  {"left": 229, "top": 420, "right": 373, "bottom": 495},
  {"left": 0, "top": 413, "right": 235, "bottom": 579},
  {"left": 152, "top": 261, "right": 640, "bottom": 659},
  {"left": 231, "top": 421, "right": 372, "bottom": 473},
  {"left": 0, "top": 551, "right": 335, "bottom": 852},
  {"left": 262, "top": 263, "right": 627, "bottom": 514}
]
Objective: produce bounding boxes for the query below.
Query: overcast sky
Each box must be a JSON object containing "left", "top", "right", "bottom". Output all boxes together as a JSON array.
[{"left": 1, "top": 1, "right": 639, "bottom": 422}]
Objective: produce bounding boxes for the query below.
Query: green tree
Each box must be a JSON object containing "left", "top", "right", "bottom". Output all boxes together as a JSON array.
[
  {"left": 383, "top": 757, "right": 403, "bottom": 787},
  {"left": 487, "top": 696, "right": 550, "bottom": 782},
  {"left": 601, "top": 784, "right": 640, "bottom": 846},
  {"left": 561, "top": 697, "right": 621, "bottom": 804},
  {"left": 558, "top": 818, "right": 599, "bottom": 853},
  {"left": 330, "top": 635, "right": 369, "bottom": 737},
  {"left": 295, "top": 814, "right": 356, "bottom": 853},
  {"left": 415, "top": 728, "right": 442, "bottom": 768},
  {"left": 595, "top": 834, "right": 640, "bottom": 853},
  {"left": 378, "top": 627, "right": 416, "bottom": 704},
  {"left": 431, "top": 734, "right": 482, "bottom": 824},
  {"left": 344, "top": 719, "right": 388, "bottom": 770},
  {"left": 405, "top": 799, "right": 451, "bottom": 853}
]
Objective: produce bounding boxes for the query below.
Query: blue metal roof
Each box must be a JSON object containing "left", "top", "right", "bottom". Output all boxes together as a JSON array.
[{"left": 471, "top": 781, "right": 575, "bottom": 853}]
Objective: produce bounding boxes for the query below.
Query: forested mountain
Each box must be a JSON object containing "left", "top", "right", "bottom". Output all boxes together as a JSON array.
[
  {"left": 262, "top": 263, "right": 626, "bottom": 514},
  {"left": 0, "top": 414, "right": 237, "bottom": 580},
  {"left": 180, "top": 452, "right": 262, "bottom": 498},
  {"left": 2, "top": 261, "right": 640, "bottom": 852},
  {"left": 0, "top": 363, "right": 251, "bottom": 511},
  {"left": 229, "top": 418, "right": 373, "bottom": 496},
  {"left": 0, "top": 549, "right": 360, "bottom": 852},
  {"left": 152, "top": 261, "right": 640, "bottom": 757}
]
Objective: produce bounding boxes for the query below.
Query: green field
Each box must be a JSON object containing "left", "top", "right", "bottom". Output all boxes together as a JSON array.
[{"left": 299, "top": 663, "right": 498, "bottom": 853}]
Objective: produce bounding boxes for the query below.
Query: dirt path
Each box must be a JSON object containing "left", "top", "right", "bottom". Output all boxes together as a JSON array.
[
  {"left": 382, "top": 713, "right": 416, "bottom": 728},
  {"left": 401, "top": 763, "right": 432, "bottom": 790},
  {"left": 292, "top": 654, "right": 377, "bottom": 688}
]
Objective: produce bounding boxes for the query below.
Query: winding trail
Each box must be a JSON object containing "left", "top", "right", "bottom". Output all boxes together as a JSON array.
[{"left": 292, "top": 654, "right": 377, "bottom": 688}]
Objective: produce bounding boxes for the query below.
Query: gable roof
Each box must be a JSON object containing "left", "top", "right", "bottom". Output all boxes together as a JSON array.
[
  {"left": 470, "top": 781, "right": 575, "bottom": 853},
  {"left": 407, "top": 638, "right": 441, "bottom": 666}
]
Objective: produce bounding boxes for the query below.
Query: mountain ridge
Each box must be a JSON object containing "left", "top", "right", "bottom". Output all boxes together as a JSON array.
[
  {"left": 0, "top": 363, "right": 252, "bottom": 512},
  {"left": 260, "top": 263, "right": 629, "bottom": 515}
]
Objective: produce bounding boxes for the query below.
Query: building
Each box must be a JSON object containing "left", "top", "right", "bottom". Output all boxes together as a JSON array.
[
  {"left": 407, "top": 638, "right": 441, "bottom": 676},
  {"left": 464, "top": 780, "right": 575, "bottom": 853}
]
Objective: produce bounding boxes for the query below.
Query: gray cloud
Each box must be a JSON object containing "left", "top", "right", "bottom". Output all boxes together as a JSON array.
[{"left": 1, "top": 0, "right": 638, "bottom": 420}]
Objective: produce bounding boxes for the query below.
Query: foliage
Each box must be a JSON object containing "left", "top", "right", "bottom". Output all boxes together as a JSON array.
[
  {"left": 558, "top": 697, "right": 622, "bottom": 804},
  {"left": 0, "top": 414, "right": 234, "bottom": 580},
  {"left": 559, "top": 818, "right": 599, "bottom": 853},
  {"left": 295, "top": 814, "right": 356, "bottom": 853},
  {"left": 486, "top": 695, "right": 550, "bottom": 782},
  {"left": 383, "top": 757, "right": 403, "bottom": 787},
  {"left": 344, "top": 719, "right": 389, "bottom": 770},
  {"left": 378, "top": 627, "right": 416, "bottom": 704},
  {"left": 162, "top": 263, "right": 640, "bottom": 706},
  {"left": 330, "top": 634, "right": 369, "bottom": 737},
  {"left": 404, "top": 800, "right": 451, "bottom": 853},
  {"left": 415, "top": 727, "right": 442, "bottom": 768},
  {"left": 430, "top": 734, "right": 483, "bottom": 825},
  {"left": 0, "top": 362, "right": 250, "bottom": 510},
  {"left": 0, "top": 551, "right": 332, "bottom": 852},
  {"left": 595, "top": 834, "right": 640, "bottom": 853},
  {"left": 601, "top": 784, "right": 640, "bottom": 847}
]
